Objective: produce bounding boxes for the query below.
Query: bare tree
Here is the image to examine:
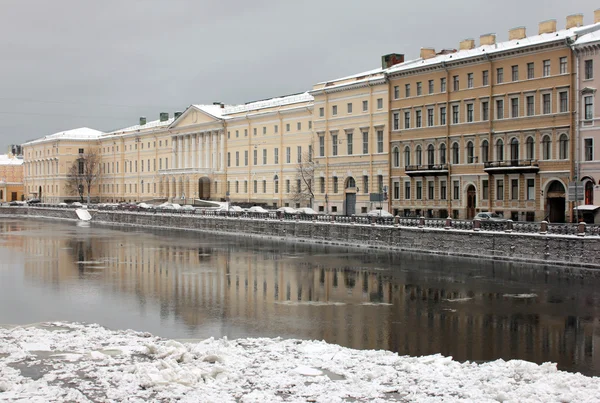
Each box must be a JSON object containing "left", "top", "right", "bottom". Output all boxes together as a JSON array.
[
  {"left": 65, "top": 148, "right": 101, "bottom": 203},
  {"left": 291, "top": 145, "right": 315, "bottom": 207}
]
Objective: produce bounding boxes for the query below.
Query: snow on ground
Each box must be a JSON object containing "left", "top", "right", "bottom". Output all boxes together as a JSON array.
[{"left": 0, "top": 322, "right": 598, "bottom": 402}]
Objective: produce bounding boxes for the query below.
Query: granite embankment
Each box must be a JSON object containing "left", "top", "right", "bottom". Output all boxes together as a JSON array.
[{"left": 2, "top": 206, "right": 599, "bottom": 269}]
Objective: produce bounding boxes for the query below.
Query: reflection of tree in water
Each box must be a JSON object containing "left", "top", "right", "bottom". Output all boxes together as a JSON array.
[{"left": 66, "top": 239, "right": 96, "bottom": 275}]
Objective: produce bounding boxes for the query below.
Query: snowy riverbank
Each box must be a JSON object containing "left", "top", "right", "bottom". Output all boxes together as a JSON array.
[{"left": 0, "top": 323, "right": 598, "bottom": 402}]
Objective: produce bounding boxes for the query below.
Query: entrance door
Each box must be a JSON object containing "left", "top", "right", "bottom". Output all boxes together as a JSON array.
[
  {"left": 546, "top": 181, "right": 566, "bottom": 223},
  {"left": 198, "top": 177, "right": 211, "bottom": 200},
  {"left": 466, "top": 185, "right": 476, "bottom": 219},
  {"left": 345, "top": 193, "right": 356, "bottom": 216}
]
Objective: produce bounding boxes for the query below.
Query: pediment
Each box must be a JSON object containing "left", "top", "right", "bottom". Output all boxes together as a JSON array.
[{"left": 169, "top": 106, "right": 221, "bottom": 129}]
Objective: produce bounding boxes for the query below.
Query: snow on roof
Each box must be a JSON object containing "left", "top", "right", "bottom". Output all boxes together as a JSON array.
[
  {"left": 191, "top": 104, "right": 231, "bottom": 119},
  {"left": 387, "top": 23, "right": 600, "bottom": 75},
  {"left": 223, "top": 92, "right": 313, "bottom": 115},
  {"left": 574, "top": 29, "right": 600, "bottom": 46},
  {"left": 106, "top": 117, "right": 175, "bottom": 135},
  {"left": 316, "top": 67, "right": 384, "bottom": 85},
  {"left": 24, "top": 127, "right": 104, "bottom": 145},
  {"left": 0, "top": 154, "right": 23, "bottom": 166}
]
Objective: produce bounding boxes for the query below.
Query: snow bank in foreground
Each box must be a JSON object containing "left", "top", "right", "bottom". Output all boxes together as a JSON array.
[{"left": 0, "top": 323, "right": 597, "bottom": 402}]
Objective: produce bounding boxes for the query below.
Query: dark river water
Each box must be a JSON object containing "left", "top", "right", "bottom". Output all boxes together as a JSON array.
[{"left": 1, "top": 218, "right": 599, "bottom": 376}]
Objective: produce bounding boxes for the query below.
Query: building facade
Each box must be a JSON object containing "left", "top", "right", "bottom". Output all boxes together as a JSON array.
[
  {"left": 0, "top": 154, "right": 24, "bottom": 202},
  {"left": 20, "top": 10, "right": 600, "bottom": 222}
]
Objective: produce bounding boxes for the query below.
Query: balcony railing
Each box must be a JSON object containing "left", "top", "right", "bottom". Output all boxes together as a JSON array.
[
  {"left": 405, "top": 164, "right": 449, "bottom": 176},
  {"left": 483, "top": 159, "right": 539, "bottom": 174}
]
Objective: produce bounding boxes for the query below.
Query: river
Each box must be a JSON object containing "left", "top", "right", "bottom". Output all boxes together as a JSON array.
[{"left": 0, "top": 218, "right": 599, "bottom": 376}]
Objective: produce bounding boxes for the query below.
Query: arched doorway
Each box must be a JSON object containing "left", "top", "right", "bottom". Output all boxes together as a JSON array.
[
  {"left": 344, "top": 177, "right": 356, "bottom": 216},
  {"left": 198, "top": 177, "right": 211, "bottom": 200},
  {"left": 546, "top": 180, "right": 566, "bottom": 223},
  {"left": 466, "top": 185, "right": 476, "bottom": 219}
]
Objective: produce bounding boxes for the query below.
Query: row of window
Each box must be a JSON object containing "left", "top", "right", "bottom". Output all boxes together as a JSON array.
[
  {"left": 392, "top": 92, "right": 570, "bottom": 130},
  {"left": 318, "top": 98, "right": 385, "bottom": 118},
  {"left": 394, "top": 134, "right": 570, "bottom": 166},
  {"left": 317, "top": 130, "right": 385, "bottom": 157},
  {"left": 391, "top": 178, "right": 536, "bottom": 202},
  {"left": 393, "top": 58, "right": 569, "bottom": 99},
  {"left": 227, "top": 121, "right": 312, "bottom": 139},
  {"left": 101, "top": 157, "right": 171, "bottom": 174},
  {"left": 227, "top": 146, "right": 313, "bottom": 167}
]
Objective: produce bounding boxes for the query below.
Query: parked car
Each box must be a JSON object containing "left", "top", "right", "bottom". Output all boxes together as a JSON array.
[
  {"left": 277, "top": 207, "right": 299, "bottom": 215},
  {"left": 26, "top": 198, "right": 41, "bottom": 205},
  {"left": 367, "top": 209, "right": 393, "bottom": 217},
  {"left": 71, "top": 202, "right": 84, "bottom": 207},
  {"left": 9, "top": 200, "right": 26, "bottom": 206},
  {"left": 246, "top": 206, "right": 269, "bottom": 214},
  {"left": 296, "top": 207, "right": 318, "bottom": 215},
  {"left": 474, "top": 212, "right": 505, "bottom": 221}
]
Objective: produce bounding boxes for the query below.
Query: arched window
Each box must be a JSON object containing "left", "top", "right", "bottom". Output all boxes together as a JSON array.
[
  {"left": 416, "top": 145, "right": 422, "bottom": 166},
  {"left": 559, "top": 133, "right": 569, "bottom": 160},
  {"left": 427, "top": 144, "right": 435, "bottom": 166},
  {"left": 439, "top": 143, "right": 447, "bottom": 164},
  {"left": 392, "top": 147, "right": 400, "bottom": 167},
  {"left": 274, "top": 175, "right": 279, "bottom": 194},
  {"left": 542, "top": 135, "right": 551, "bottom": 160},
  {"left": 510, "top": 138, "right": 519, "bottom": 163},
  {"left": 466, "top": 141, "right": 474, "bottom": 164},
  {"left": 496, "top": 139, "right": 504, "bottom": 161},
  {"left": 346, "top": 177, "right": 356, "bottom": 188},
  {"left": 452, "top": 142, "right": 459, "bottom": 164},
  {"left": 525, "top": 136, "right": 534, "bottom": 160},
  {"left": 585, "top": 181, "right": 594, "bottom": 205},
  {"left": 404, "top": 146, "right": 411, "bottom": 167},
  {"left": 481, "top": 140, "right": 489, "bottom": 163}
]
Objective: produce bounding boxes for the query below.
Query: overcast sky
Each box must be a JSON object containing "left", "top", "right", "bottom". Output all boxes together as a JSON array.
[{"left": 1, "top": 0, "right": 598, "bottom": 151}]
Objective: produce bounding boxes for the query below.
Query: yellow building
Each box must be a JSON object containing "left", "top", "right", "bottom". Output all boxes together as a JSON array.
[
  {"left": 309, "top": 57, "right": 399, "bottom": 214},
  {"left": 387, "top": 16, "right": 596, "bottom": 222},
  {"left": 0, "top": 154, "right": 24, "bottom": 202}
]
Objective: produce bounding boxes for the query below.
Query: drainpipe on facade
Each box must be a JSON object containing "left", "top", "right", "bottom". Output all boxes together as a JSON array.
[
  {"left": 442, "top": 62, "right": 452, "bottom": 217},
  {"left": 278, "top": 108, "right": 284, "bottom": 208},
  {"left": 324, "top": 90, "right": 330, "bottom": 214},
  {"left": 571, "top": 40, "right": 581, "bottom": 222},
  {"left": 486, "top": 54, "right": 494, "bottom": 214},
  {"left": 245, "top": 114, "right": 251, "bottom": 204},
  {"left": 369, "top": 81, "right": 376, "bottom": 213}
]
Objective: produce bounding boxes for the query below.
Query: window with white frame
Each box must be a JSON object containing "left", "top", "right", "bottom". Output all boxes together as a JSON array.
[
  {"left": 440, "top": 77, "right": 446, "bottom": 92},
  {"left": 527, "top": 178, "right": 535, "bottom": 200},
  {"left": 525, "top": 136, "right": 534, "bottom": 160},
  {"left": 482, "top": 101, "right": 489, "bottom": 121},
  {"left": 467, "top": 73, "right": 473, "bottom": 88},
  {"left": 496, "top": 68, "right": 504, "bottom": 84},
  {"left": 332, "top": 105, "right": 337, "bottom": 116},
  {"left": 362, "top": 132, "right": 368, "bottom": 154},
  {"left": 560, "top": 57, "right": 567, "bottom": 74},
  {"left": 346, "top": 133, "right": 353, "bottom": 155},
  {"left": 542, "top": 93, "right": 551, "bottom": 114},
  {"left": 466, "top": 103, "right": 474, "bottom": 122},
  {"left": 416, "top": 110, "right": 422, "bottom": 128},
  {"left": 585, "top": 138, "right": 593, "bottom": 161},
  {"left": 332, "top": 134, "right": 338, "bottom": 156},
  {"left": 512, "top": 65, "right": 519, "bottom": 81},
  {"left": 347, "top": 103, "right": 352, "bottom": 114},
  {"left": 393, "top": 112, "right": 400, "bottom": 130},
  {"left": 482, "top": 70, "right": 489, "bottom": 86},
  {"left": 319, "top": 107, "right": 324, "bottom": 117},
  {"left": 417, "top": 82, "right": 422, "bottom": 96},
  {"left": 427, "top": 108, "right": 434, "bottom": 126},
  {"left": 542, "top": 135, "right": 551, "bottom": 160},
  {"left": 452, "top": 105, "right": 459, "bottom": 124},
  {"left": 585, "top": 60, "right": 593, "bottom": 80},
  {"left": 393, "top": 147, "right": 400, "bottom": 167},
  {"left": 428, "top": 79, "right": 434, "bottom": 94},
  {"left": 558, "top": 134, "right": 568, "bottom": 160},
  {"left": 527, "top": 62, "right": 534, "bottom": 79},
  {"left": 510, "top": 97, "right": 519, "bottom": 118},
  {"left": 377, "top": 130, "right": 384, "bottom": 153},
  {"left": 394, "top": 86, "right": 400, "bottom": 99},
  {"left": 559, "top": 91, "right": 568, "bottom": 113},
  {"left": 526, "top": 95, "right": 534, "bottom": 116},
  {"left": 319, "top": 136, "right": 325, "bottom": 157},
  {"left": 584, "top": 95, "right": 594, "bottom": 120},
  {"left": 377, "top": 98, "right": 383, "bottom": 109},
  {"left": 363, "top": 100, "right": 368, "bottom": 112},
  {"left": 543, "top": 60, "right": 550, "bottom": 77},
  {"left": 404, "top": 111, "right": 410, "bottom": 129},
  {"left": 496, "top": 99, "right": 504, "bottom": 119}
]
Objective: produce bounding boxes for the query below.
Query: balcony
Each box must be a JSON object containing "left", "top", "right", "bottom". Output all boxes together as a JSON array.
[
  {"left": 405, "top": 164, "right": 449, "bottom": 177},
  {"left": 483, "top": 159, "right": 539, "bottom": 174}
]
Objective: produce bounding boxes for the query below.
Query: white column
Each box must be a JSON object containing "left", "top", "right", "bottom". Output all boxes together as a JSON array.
[
  {"left": 178, "top": 136, "right": 183, "bottom": 169},
  {"left": 205, "top": 133, "right": 210, "bottom": 169},
  {"left": 198, "top": 134, "right": 203, "bottom": 169},
  {"left": 212, "top": 132, "right": 217, "bottom": 170},
  {"left": 191, "top": 134, "right": 196, "bottom": 169},
  {"left": 171, "top": 137, "right": 176, "bottom": 169},
  {"left": 219, "top": 131, "right": 225, "bottom": 171}
]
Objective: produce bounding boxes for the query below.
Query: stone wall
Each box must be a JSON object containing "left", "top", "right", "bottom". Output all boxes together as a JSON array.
[{"left": 2, "top": 207, "right": 599, "bottom": 269}]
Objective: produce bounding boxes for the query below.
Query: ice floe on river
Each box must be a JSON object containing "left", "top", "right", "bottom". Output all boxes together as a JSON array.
[{"left": 0, "top": 322, "right": 598, "bottom": 402}]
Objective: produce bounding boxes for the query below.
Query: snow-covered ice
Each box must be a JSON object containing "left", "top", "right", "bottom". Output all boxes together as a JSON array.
[{"left": 0, "top": 322, "right": 598, "bottom": 402}]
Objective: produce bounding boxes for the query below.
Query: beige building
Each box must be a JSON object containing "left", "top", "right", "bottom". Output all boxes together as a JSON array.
[
  {"left": 309, "top": 58, "right": 399, "bottom": 214},
  {"left": 0, "top": 153, "right": 24, "bottom": 202},
  {"left": 387, "top": 15, "right": 598, "bottom": 222}
]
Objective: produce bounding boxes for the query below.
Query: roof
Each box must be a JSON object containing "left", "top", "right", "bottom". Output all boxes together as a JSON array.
[
  {"left": 574, "top": 29, "right": 600, "bottom": 46},
  {"left": 387, "top": 23, "right": 600, "bottom": 75},
  {"left": 316, "top": 67, "right": 384, "bottom": 85},
  {"left": 0, "top": 154, "right": 23, "bottom": 166},
  {"left": 106, "top": 117, "right": 175, "bottom": 135},
  {"left": 222, "top": 92, "right": 313, "bottom": 115},
  {"left": 24, "top": 127, "right": 104, "bottom": 145},
  {"left": 192, "top": 104, "right": 231, "bottom": 119}
]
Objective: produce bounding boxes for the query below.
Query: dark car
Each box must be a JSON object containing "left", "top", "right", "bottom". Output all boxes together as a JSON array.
[{"left": 26, "top": 198, "right": 41, "bottom": 204}]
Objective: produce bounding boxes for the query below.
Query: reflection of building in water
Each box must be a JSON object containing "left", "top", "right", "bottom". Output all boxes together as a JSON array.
[{"left": 9, "top": 223, "right": 599, "bottom": 373}]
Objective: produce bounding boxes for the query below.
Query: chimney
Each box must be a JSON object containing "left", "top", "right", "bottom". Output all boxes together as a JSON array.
[
  {"left": 420, "top": 48, "right": 436, "bottom": 60},
  {"left": 381, "top": 53, "right": 405, "bottom": 69},
  {"left": 480, "top": 33, "right": 496, "bottom": 46},
  {"left": 174, "top": 111, "right": 183, "bottom": 119},
  {"left": 595, "top": 9, "right": 600, "bottom": 24},
  {"left": 159, "top": 112, "right": 169, "bottom": 122},
  {"left": 459, "top": 38, "right": 475, "bottom": 50},
  {"left": 538, "top": 19, "right": 557, "bottom": 34},
  {"left": 509, "top": 26, "right": 526, "bottom": 41},
  {"left": 566, "top": 14, "right": 583, "bottom": 29},
  {"left": 139, "top": 117, "right": 146, "bottom": 126}
]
